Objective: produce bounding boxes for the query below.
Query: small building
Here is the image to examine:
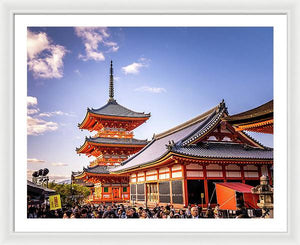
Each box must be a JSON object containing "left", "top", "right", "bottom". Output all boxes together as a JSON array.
[
  {"left": 27, "top": 180, "right": 56, "bottom": 205},
  {"left": 111, "top": 101, "right": 273, "bottom": 208}
]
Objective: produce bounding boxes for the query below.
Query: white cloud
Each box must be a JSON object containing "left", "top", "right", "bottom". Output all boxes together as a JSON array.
[
  {"left": 135, "top": 86, "right": 166, "bottom": 93},
  {"left": 27, "top": 96, "right": 40, "bottom": 115},
  {"left": 122, "top": 58, "right": 150, "bottom": 74},
  {"left": 51, "top": 162, "right": 68, "bottom": 167},
  {"left": 27, "top": 158, "right": 46, "bottom": 164},
  {"left": 122, "top": 62, "right": 144, "bottom": 74},
  {"left": 39, "top": 110, "right": 73, "bottom": 117},
  {"left": 74, "top": 27, "right": 119, "bottom": 61},
  {"left": 27, "top": 29, "right": 67, "bottom": 79},
  {"left": 27, "top": 31, "right": 50, "bottom": 60},
  {"left": 27, "top": 96, "right": 38, "bottom": 107},
  {"left": 27, "top": 116, "right": 58, "bottom": 136},
  {"left": 27, "top": 96, "right": 74, "bottom": 135},
  {"left": 27, "top": 108, "right": 40, "bottom": 115}
]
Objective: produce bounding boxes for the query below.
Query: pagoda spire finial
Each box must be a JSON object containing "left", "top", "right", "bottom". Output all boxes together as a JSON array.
[{"left": 109, "top": 60, "right": 115, "bottom": 102}]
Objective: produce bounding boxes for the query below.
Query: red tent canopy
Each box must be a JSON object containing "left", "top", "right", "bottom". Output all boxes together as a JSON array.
[
  {"left": 215, "top": 182, "right": 259, "bottom": 210},
  {"left": 216, "top": 182, "right": 254, "bottom": 193}
]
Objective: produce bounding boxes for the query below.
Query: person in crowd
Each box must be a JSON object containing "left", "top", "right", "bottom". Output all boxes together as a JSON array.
[
  {"left": 190, "top": 207, "right": 200, "bottom": 219},
  {"left": 205, "top": 204, "right": 215, "bottom": 218},
  {"left": 27, "top": 200, "right": 255, "bottom": 219},
  {"left": 214, "top": 204, "right": 220, "bottom": 218},
  {"left": 186, "top": 205, "right": 192, "bottom": 218}
]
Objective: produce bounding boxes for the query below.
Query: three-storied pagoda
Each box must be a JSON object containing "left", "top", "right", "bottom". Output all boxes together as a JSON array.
[{"left": 73, "top": 61, "right": 150, "bottom": 203}]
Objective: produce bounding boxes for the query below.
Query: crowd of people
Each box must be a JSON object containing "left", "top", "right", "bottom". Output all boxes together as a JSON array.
[{"left": 27, "top": 202, "right": 251, "bottom": 219}]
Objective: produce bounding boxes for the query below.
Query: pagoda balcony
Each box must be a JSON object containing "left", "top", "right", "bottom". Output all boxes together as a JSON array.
[
  {"left": 94, "top": 130, "right": 134, "bottom": 139},
  {"left": 89, "top": 157, "right": 124, "bottom": 167}
]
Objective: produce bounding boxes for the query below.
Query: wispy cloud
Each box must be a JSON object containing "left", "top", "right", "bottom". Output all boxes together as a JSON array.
[
  {"left": 27, "top": 158, "right": 46, "bottom": 164},
  {"left": 27, "top": 96, "right": 58, "bottom": 136},
  {"left": 74, "top": 69, "right": 81, "bottom": 76},
  {"left": 27, "top": 96, "right": 40, "bottom": 115},
  {"left": 122, "top": 58, "right": 150, "bottom": 75},
  {"left": 51, "top": 162, "right": 68, "bottom": 167},
  {"left": 135, "top": 86, "right": 166, "bottom": 93},
  {"left": 27, "top": 116, "right": 58, "bottom": 136},
  {"left": 27, "top": 29, "right": 67, "bottom": 79},
  {"left": 27, "top": 96, "right": 74, "bottom": 136},
  {"left": 39, "top": 111, "right": 74, "bottom": 117},
  {"left": 74, "top": 27, "right": 119, "bottom": 61}
]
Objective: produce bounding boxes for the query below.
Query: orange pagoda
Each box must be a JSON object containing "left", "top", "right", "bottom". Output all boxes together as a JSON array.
[{"left": 73, "top": 61, "right": 150, "bottom": 203}]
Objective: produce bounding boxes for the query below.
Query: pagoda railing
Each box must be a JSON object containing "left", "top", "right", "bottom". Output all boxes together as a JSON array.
[{"left": 94, "top": 130, "right": 134, "bottom": 138}]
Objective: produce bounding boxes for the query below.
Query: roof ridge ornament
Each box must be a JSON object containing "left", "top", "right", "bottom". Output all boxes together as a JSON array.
[{"left": 108, "top": 60, "right": 116, "bottom": 102}]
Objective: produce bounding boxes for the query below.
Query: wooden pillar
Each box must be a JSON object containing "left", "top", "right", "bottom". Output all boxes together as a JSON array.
[
  {"left": 240, "top": 165, "right": 245, "bottom": 183},
  {"left": 157, "top": 169, "right": 160, "bottom": 204},
  {"left": 182, "top": 164, "right": 189, "bottom": 207},
  {"left": 144, "top": 171, "right": 147, "bottom": 206},
  {"left": 203, "top": 165, "right": 209, "bottom": 205},
  {"left": 268, "top": 166, "right": 273, "bottom": 185},
  {"left": 222, "top": 165, "right": 227, "bottom": 182},
  {"left": 169, "top": 167, "right": 173, "bottom": 204}
]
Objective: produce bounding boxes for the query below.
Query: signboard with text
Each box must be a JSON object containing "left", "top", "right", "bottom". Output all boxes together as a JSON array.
[{"left": 49, "top": 194, "right": 62, "bottom": 210}]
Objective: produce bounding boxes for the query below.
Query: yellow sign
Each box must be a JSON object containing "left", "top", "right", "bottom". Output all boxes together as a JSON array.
[
  {"left": 49, "top": 194, "right": 62, "bottom": 210},
  {"left": 201, "top": 193, "right": 204, "bottom": 199}
]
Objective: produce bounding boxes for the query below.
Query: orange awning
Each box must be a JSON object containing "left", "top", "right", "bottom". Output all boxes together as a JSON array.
[{"left": 215, "top": 182, "right": 259, "bottom": 210}]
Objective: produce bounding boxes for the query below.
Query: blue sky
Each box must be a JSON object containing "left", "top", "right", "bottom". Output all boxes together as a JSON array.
[{"left": 27, "top": 27, "right": 273, "bottom": 181}]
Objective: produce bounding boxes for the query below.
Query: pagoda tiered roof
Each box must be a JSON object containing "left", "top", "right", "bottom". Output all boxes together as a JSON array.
[
  {"left": 89, "top": 99, "right": 150, "bottom": 118},
  {"left": 79, "top": 100, "right": 150, "bottom": 131},
  {"left": 110, "top": 100, "right": 273, "bottom": 173},
  {"left": 76, "top": 136, "right": 148, "bottom": 154}
]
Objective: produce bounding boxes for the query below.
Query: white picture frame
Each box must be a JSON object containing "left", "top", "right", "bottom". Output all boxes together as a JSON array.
[{"left": 0, "top": 0, "right": 299, "bottom": 244}]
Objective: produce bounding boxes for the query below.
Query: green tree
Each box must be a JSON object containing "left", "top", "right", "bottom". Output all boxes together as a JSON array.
[{"left": 48, "top": 182, "right": 90, "bottom": 206}]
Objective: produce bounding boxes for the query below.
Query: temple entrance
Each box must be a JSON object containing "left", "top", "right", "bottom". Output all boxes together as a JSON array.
[
  {"left": 146, "top": 183, "right": 159, "bottom": 203},
  {"left": 112, "top": 188, "right": 120, "bottom": 199},
  {"left": 187, "top": 180, "right": 205, "bottom": 205}
]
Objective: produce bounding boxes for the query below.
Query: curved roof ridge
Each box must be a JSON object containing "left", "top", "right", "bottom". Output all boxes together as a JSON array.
[
  {"left": 155, "top": 105, "right": 219, "bottom": 140},
  {"left": 225, "top": 100, "right": 273, "bottom": 122},
  {"left": 180, "top": 108, "right": 219, "bottom": 146},
  {"left": 90, "top": 99, "right": 150, "bottom": 118},
  {"left": 182, "top": 107, "right": 226, "bottom": 146}
]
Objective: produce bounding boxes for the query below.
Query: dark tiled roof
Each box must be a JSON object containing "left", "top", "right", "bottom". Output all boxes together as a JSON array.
[
  {"left": 87, "top": 137, "right": 148, "bottom": 145},
  {"left": 89, "top": 99, "right": 150, "bottom": 118},
  {"left": 111, "top": 103, "right": 223, "bottom": 172},
  {"left": 172, "top": 142, "right": 273, "bottom": 160},
  {"left": 83, "top": 165, "right": 111, "bottom": 174},
  {"left": 225, "top": 100, "right": 273, "bottom": 124},
  {"left": 181, "top": 104, "right": 226, "bottom": 146}
]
